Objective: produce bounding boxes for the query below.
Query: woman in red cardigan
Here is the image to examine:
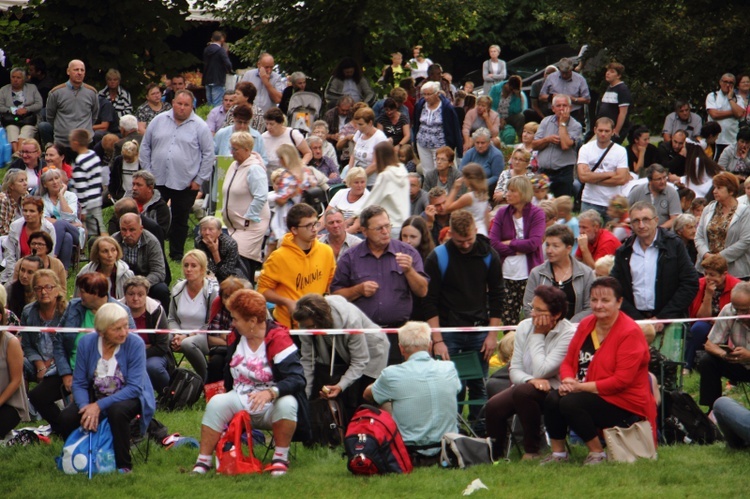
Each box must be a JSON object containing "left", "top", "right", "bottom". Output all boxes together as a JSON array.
[{"left": 542, "top": 277, "right": 656, "bottom": 465}]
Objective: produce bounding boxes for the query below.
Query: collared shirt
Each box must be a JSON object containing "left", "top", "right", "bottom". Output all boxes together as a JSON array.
[
  {"left": 121, "top": 236, "right": 143, "bottom": 271},
  {"left": 630, "top": 231, "right": 659, "bottom": 311},
  {"left": 214, "top": 124, "right": 267, "bottom": 164},
  {"left": 318, "top": 232, "right": 363, "bottom": 261},
  {"left": 330, "top": 239, "right": 428, "bottom": 326},
  {"left": 535, "top": 114, "right": 582, "bottom": 170},
  {"left": 240, "top": 68, "right": 285, "bottom": 113},
  {"left": 627, "top": 183, "right": 681, "bottom": 226},
  {"left": 139, "top": 110, "right": 216, "bottom": 191},
  {"left": 371, "top": 350, "right": 460, "bottom": 454},
  {"left": 540, "top": 71, "right": 591, "bottom": 111},
  {"left": 662, "top": 111, "right": 702, "bottom": 139},
  {"left": 205, "top": 105, "right": 227, "bottom": 134},
  {"left": 708, "top": 304, "right": 750, "bottom": 366},
  {"left": 706, "top": 90, "right": 739, "bottom": 145}
]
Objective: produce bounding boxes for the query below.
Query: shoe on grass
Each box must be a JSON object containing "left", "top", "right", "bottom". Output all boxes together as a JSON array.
[
  {"left": 583, "top": 452, "right": 607, "bottom": 466},
  {"left": 264, "top": 459, "right": 289, "bottom": 476},
  {"left": 539, "top": 453, "right": 569, "bottom": 465},
  {"left": 190, "top": 462, "right": 212, "bottom": 475}
]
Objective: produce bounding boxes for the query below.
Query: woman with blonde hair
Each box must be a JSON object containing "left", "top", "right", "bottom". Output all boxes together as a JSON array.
[
  {"left": 327, "top": 166, "right": 370, "bottom": 222},
  {"left": 169, "top": 249, "right": 219, "bottom": 381},
  {"left": 0, "top": 168, "right": 28, "bottom": 236},
  {"left": 109, "top": 139, "right": 140, "bottom": 201},
  {"left": 605, "top": 194, "right": 631, "bottom": 241},
  {"left": 75, "top": 236, "right": 133, "bottom": 299}
]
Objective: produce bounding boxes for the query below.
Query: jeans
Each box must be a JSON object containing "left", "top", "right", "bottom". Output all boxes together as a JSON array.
[
  {"left": 442, "top": 331, "right": 489, "bottom": 420},
  {"left": 38, "top": 121, "right": 53, "bottom": 149},
  {"left": 713, "top": 396, "right": 750, "bottom": 448},
  {"left": 53, "top": 219, "right": 81, "bottom": 269},
  {"left": 147, "top": 355, "right": 170, "bottom": 395},
  {"left": 205, "top": 84, "right": 225, "bottom": 108},
  {"left": 684, "top": 320, "right": 711, "bottom": 370},
  {"left": 540, "top": 164, "right": 575, "bottom": 198}
]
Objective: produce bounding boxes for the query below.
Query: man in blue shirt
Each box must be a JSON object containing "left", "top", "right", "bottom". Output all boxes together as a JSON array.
[
  {"left": 139, "top": 89, "right": 215, "bottom": 261},
  {"left": 365, "top": 321, "right": 460, "bottom": 466}
]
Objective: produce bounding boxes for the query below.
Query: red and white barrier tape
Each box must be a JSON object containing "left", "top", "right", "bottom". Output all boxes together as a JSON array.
[{"left": 2, "top": 313, "right": 748, "bottom": 335}]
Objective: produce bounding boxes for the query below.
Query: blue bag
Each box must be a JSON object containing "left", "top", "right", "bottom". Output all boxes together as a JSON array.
[{"left": 56, "top": 418, "right": 116, "bottom": 475}]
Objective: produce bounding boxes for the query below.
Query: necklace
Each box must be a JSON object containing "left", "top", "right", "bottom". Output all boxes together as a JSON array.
[{"left": 553, "top": 264, "right": 572, "bottom": 286}]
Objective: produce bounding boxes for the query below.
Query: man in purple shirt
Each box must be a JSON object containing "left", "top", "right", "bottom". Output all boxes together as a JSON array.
[
  {"left": 206, "top": 90, "right": 234, "bottom": 135},
  {"left": 331, "top": 205, "right": 429, "bottom": 364}
]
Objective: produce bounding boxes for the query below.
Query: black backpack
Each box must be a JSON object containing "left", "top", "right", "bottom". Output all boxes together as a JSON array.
[
  {"left": 160, "top": 368, "right": 204, "bottom": 411},
  {"left": 304, "top": 398, "right": 346, "bottom": 448},
  {"left": 662, "top": 390, "right": 723, "bottom": 444}
]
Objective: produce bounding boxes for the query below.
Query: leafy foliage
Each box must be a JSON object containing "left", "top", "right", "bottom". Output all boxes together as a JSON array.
[
  {"left": 541, "top": 0, "right": 750, "bottom": 129},
  {"left": 0, "top": 0, "right": 198, "bottom": 94},
  {"left": 198, "top": 0, "right": 481, "bottom": 90}
]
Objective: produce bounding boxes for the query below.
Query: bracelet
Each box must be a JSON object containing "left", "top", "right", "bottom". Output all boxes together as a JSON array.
[{"left": 37, "top": 366, "right": 47, "bottom": 373}]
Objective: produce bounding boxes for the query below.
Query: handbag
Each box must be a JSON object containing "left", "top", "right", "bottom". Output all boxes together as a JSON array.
[
  {"left": 439, "top": 432, "right": 494, "bottom": 468},
  {"left": 603, "top": 420, "right": 657, "bottom": 463},
  {"left": 204, "top": 380, "right": 226, "bottom": 403},
  {"left": 215, "top": 411, "right": 263, "bottom": 475}
]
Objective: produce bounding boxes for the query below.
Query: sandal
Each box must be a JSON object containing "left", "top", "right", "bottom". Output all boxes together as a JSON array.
[{"left": 264, "top": 459, "right": 289, "bottom": 476}]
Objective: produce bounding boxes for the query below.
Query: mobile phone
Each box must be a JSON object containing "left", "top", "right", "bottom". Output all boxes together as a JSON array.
[{"left": 719, "top": 344, "right": 734, "bottom": 353}]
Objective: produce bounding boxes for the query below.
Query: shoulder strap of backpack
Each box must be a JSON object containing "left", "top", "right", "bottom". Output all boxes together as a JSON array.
[
  {"left": 289, "top": 128, "right": 297, "bottom": 147},
  {"left": 435, "top": 244, "right": 448, "bottom": 279}
]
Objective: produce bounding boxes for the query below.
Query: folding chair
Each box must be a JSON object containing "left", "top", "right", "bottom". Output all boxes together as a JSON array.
[
  {"left": 451, "top": 351, "right": 487, "bottom": 437},
  {"left": 653, "top": 322, "right": 687, "bottom": 437},
  {"left": 129, "top": 414, "right": 151, "bottom": 464}
]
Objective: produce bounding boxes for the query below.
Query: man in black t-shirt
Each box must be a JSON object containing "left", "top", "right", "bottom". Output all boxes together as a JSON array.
[{"left": 596, "top": 62, "right": 632, "bottom": 143}]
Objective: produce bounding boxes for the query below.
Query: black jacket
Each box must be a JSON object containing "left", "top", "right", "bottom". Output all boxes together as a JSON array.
[
  {"left": 611, "top": 228, "right": 699, "bottom": 320},
  {"left": 202, "top": 43, "right": 232, "bottom": 87},
  {"left": 423, "top": 235, "right": 503, "bottom": 326}
]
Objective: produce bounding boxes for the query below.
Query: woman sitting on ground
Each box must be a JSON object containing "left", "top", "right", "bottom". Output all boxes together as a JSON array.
[
  {"left": 192, "top": 289, "right": 309, "bottom": 476},
  {"left": 485, "top": 285, "right": 576, "bottom": 460},
  {"left": 194, "top": 216, "right": 247, "bottom": 283},
  {"left": 0, "top": 169, "right": 27, "bottom": 236},
  {"left": 38, "top": 168, "right": 83, "bottom": 269},
  {"left": 1, "top": 196, "right": 56, "bottom": 284},
  {"left": 56, "top": 303, "right": 155, "bottom": 474},
  {"left": 293, "top": 293, "right": 389, "bottom": 422},
  {"left": 43, "top": 143, "right": 73, "bottom": 181},
  {"left": 169, "top": 250, "right": 219, "bottom": 382},
  {"left": 29, "top": 273, "right": 134, "bottom": 435},
  {"left": 11, "top": 231, "right": 66, "bottom": 288},
  {"left": 542, "top": 277, "right": 656, "bottom": 465},
  {"left": 6, "top": 255, "right": 41, "bottom": 320},
  {"left": 19, "top": 269, "right": 66, "bottom": 386},
  {"left": 75, "top": 236, "right": 133, "bottom": 299},
  {"left": 0, "top": 285, "right": 29, "bottom": 438},
  {"left": 121, "top": 276, "right": 172, "bottom": 396}
]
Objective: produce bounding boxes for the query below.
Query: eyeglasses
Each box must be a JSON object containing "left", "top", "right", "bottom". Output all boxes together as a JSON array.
[
  {"left": 721, "top": 80, "right": 735, "bottom": 85},
  {"left": 630, "top": 217, "right": 656, "bottom": 226},
  {"left": 30, "top": 242, "right": 46, "bottom": 247},
  {"left": 296, "top": 222, "right": 317, "bottom": 231},
  {"left": 33, "top": 285, "right": 56, "bottom": 293},
  {"left": 234, "top": 120, "right": 249, "bottom": 126},
  {"left": 367, "top": 223, "right": 392, "bottom": 232},
  {"left": 20, "top": 150, "right": 37, "bottom": 155}
]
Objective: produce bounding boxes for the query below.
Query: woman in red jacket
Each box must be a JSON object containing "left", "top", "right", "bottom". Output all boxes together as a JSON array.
[
  {"left": 542, "top": 277, "right": 656, "bottom": 465},
  {"left": 685, "top": 254, "right": 740, "bottom": 372}
]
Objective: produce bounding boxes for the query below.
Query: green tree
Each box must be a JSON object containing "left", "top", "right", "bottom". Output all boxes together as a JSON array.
[
  {"left": 0, "top": 0, "right": 198, "bottom": 94},
  {"left": 542, "top": 0, "right": 750, "bottom": 129},
  {"left": 199, "top": 0, "right": 481, "bottom": 90}
]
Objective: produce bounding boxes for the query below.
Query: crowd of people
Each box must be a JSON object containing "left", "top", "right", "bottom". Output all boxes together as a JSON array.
[{"left": 3, "top": 36, "right": 750, "bottom": 477}]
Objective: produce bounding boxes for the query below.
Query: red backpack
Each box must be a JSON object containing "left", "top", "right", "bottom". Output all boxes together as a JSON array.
[{"left": 344, "top": 405, "right": 413, "bottom": 475}]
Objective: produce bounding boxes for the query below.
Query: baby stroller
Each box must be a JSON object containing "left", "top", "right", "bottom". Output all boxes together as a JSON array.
[{"left": 287, "top": 91, "right": 322, "bottom": 135}]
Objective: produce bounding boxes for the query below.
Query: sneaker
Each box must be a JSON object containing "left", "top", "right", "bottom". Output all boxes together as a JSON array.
[
  {"left": 264, "top": 459, "right": 289, "bottom": 476},
  {"left": 190, "top": 462, "right": 212, "bottom": 475},
  {"left": 583, "top": 452, "right": 607, "bottom": 466},
  {"left": 540, "top": 453, "right": 569, "bottom": 465},
  {"left": 118, "top": 467, "right": 132, "bottom": 474}
]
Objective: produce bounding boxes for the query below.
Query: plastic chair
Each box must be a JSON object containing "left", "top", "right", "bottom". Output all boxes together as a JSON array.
[{"left": 451, "top": 351, "right": 487, "bottom": 437}]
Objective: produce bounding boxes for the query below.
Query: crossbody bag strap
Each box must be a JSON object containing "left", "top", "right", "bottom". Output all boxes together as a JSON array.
[{"left": 589, "top": 142, "right": 615, "bottom": 173}]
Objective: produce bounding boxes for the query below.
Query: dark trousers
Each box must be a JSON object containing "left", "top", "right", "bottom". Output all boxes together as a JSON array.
[
  {"left": 58, "top": 398, "right": 142, "bottom": 469},
  {"left": 28, "top": 374, "right": 65, "bottom": 430},
  {"left": 53, "top": 219, "right": 80, "bottom": 269},
  {"left": 541, "top": 164, "right": 576, "bottom": 198},
  {"left": 156, "top": 186, "right": 199, "bottom": 260},
  {"left": 240, "top": 256, "right": 261, "bottom": 287},
  {"left": 0, "top": 404, "right": 21, "bottom": 437},
  {"left": 544, "top": 390, "right": 637, "bottom": 443},
  {"left": 698, "top": 353, "right": 750, "bottom": 409},
  {"left": 310, "top": 363, "right": 372, "bottom": 424},
  {"left": 443, "top": 332, "right": 489, "bottom": 421},
  {"left": 485, "top": 383, "right": 547, "bottom": 454},
  {"left": 149, "top": 282, "right": 171, "bottom": 315},
  {"left": 685, "top": 320, "right": 711, "bottom": 370}
]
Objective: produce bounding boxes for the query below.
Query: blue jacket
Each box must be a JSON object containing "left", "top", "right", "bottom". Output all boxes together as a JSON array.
[
  {"left": 460, "top": 144, "right": 506, "bottom": 193},
  {"left": 53, "top": 298, "right": 135, "bottom": 377},
  {"left": 71, "top": 331, "right": 155, "bottom": 435},
  {"left": 413, "top": 94, "right": 463, "bottom": 152}
]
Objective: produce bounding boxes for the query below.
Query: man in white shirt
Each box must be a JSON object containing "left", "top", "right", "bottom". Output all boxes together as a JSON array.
[
  {"left": 576, "top": 117, "right": 629, "bottom": 221},
  {"left": 240, "top": 53, "right": 285, "bottom": 113},
  {"left": 706, "top": 73, "right": 744, "bottom": 159}
]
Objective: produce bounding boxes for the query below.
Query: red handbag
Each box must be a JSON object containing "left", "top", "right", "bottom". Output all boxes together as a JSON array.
[
  {"left": 204, "top": 381, "right": 226, "bottom": 403},
  {"left": 215, "top": 411, "right": 262, "bottom": 475}
]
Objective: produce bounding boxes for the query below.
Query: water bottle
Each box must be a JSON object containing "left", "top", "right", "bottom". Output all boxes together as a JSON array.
[{"left": 96, "top": 448, "right": 116, "bottom": 473}]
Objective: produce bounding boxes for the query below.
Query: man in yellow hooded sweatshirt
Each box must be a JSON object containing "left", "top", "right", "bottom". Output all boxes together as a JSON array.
[{"left": 258, "top": 203, "right": 336, "bottom": 327}]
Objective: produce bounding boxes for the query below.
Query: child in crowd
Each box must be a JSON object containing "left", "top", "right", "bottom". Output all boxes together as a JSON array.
[
  {"left": 679, "top": 187, "right": 696, "bottom": 212},
  {"left": 265, "top": 168, "right": 293, "bottom": 257},
  {"left": 690, "top": 197, "right": 707, "bottom": 219},
  {"left": 69, "top": 128, "right": 106, "bottom": 236},
  {"left": 530, "top": 173, "right": 551, "bottom": 206},
  {"left": 605, "top": 194, "right": 631, "bottom": 242},
  {"left": 444, "top": 163, "right": 490, "bottom": 236},
  {"left": 594, "top": 254, "right": 614, "bottom": 278},
  {"left": 398, "top": 144, "right": 419, "bottom": 174},
  {"left": 554, "top": 195, "right": 579, "bottom": 255}
]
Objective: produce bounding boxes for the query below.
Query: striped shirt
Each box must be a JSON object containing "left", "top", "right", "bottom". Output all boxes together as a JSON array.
[{"left": 71, "top": 150, "right": 102, "bottom": 213}]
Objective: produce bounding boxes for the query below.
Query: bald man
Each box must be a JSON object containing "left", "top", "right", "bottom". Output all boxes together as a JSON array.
[
  {"left": 112, "top": 212, "right": 171, "bottom": 311},
  {"left": 240, "top": 52, "right": 284, "bottom": 112},
  {"left": 44, "top": 59, "right": 99, "bottom": 147}
]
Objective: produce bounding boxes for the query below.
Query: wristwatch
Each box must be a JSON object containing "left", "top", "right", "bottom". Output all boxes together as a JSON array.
[
  {"left": 269, "top": 387, "right": 279, "bottom": 400},
  {"left": 560, "top": 122, "right": 568, "bottom": 127}
]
